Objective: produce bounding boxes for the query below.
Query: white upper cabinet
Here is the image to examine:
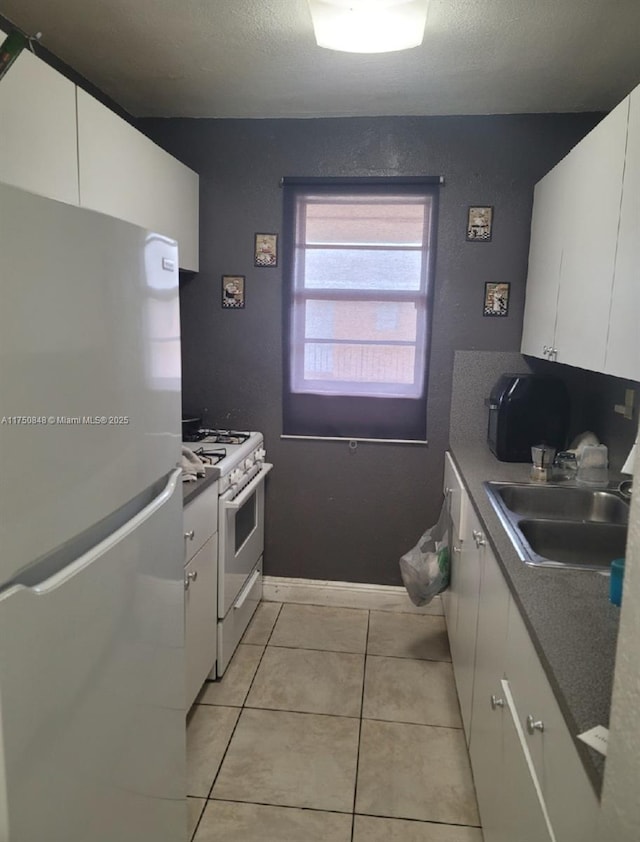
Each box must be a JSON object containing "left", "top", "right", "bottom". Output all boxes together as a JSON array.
[
  {"left": 522, "top": 88, "right": 636, "bottom": 378},
  {"left": 520, "top": 155, "right": 570, "bottom": 358},
  {"left": 605, "top": 85, "right": 640, "bottom": 380},
  {"left": 553, "top": 97, "right": 628, "bottom": 370},
  {"left": 0, "top": 29, "right": 79, "bottom": 205},
  {"left": 76, "top": 89, "right": 199, "bottom": 271}
]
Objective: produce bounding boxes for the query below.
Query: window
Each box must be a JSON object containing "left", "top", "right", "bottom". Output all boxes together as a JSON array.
[{"left": 282, "top": 178, "right": 439, "bottom": 441}]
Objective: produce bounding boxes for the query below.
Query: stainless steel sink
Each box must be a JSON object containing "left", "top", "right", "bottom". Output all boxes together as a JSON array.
[{"left": 484, "top": 481, "right": 629, "bottom": 570}]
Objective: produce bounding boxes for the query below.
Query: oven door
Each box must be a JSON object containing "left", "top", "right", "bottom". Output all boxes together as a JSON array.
[{"left": 218, "top": 463, "right": 273, "bottom": 616}]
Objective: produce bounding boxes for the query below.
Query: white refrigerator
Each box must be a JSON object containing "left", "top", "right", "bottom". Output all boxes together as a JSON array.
[{"left": 0, "top": 182, "right": 186, "bottom": 841}]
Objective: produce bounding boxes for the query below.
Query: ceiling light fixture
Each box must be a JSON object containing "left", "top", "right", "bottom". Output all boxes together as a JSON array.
[{"left": 307, "top": 0, "right": 429, "bottom": 54}]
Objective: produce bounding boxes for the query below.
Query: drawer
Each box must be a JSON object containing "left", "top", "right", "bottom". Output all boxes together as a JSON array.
[
  {"left": 183, "top": 482, "right": 218, "bottom": 563},
  {"left": 505, "top": 602, "right": 598, "bottom": 842},
  {"left": 444, "top": 452, "right": 467, "bottom": 542},
  {"left": 215, "top": 558, "right": 262, "bottom": 678}
]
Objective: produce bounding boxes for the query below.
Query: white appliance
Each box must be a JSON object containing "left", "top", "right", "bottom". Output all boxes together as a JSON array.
[
  {"left": 183, "top": 431, "right": 272, "bottom": 675},
  {"left": 0, "top": 182, "right": 186, "bottom": 841}
]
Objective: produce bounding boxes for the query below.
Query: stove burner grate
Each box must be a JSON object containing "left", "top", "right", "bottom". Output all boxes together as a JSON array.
[
  {"left": 190, "top": 446, "right": 227, "bottom": 466},
  {"left": 197, "top": 429, "right": 251, "bottom": 445}
]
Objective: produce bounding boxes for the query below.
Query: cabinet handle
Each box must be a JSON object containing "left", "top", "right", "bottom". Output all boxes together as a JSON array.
[
  {"left": 184, "top": 529, "right": 195, "bottom": 541},
  {"left": 550, "top": 348, "right": 558, "bottom": 361},
  {"left": 472, "top": 529, "right": 485, "bottom": 548},
  {"left": 526, "top": 714, "right": 545, "bottom": 734},
  {"left": 184, "top": 570, "right": 198, "bottom": 590},
  {"left": 543, "top": 345, "right": 551, "bottom": 357},
  {"left": 453, "top": 545, "right": 462, "bottom": 554},
  {"left": 490, "top": 694, "right": 505, "bottom": 710}
]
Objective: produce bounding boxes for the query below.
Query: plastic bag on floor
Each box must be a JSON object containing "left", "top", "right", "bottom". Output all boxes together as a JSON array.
[{"left": 399, "top": 500, "right": 450, "bottom": 606}]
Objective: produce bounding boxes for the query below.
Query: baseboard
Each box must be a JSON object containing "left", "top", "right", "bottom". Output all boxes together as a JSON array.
[{"left": 262, "top": 576, "right": 443, "bottom": 615}]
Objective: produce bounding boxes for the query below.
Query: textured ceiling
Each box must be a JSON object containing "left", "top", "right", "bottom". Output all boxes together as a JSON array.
[{"left": 1, "top": 0, "right": 640, "bottom": 118}]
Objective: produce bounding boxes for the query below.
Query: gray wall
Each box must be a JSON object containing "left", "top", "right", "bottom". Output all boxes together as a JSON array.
[
  {"left": 143, "top": 114, "right": 602, "bottom": 585},
  {"left": 450, "top": 351, "right": 638, "bottom": 473}
]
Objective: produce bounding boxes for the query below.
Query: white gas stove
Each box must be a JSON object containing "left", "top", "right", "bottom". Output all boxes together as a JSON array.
[
  {"left": 183, "top": 429, "right": 266, "bottom": 494},
  {"left": 182, "top": 429, "right": 272, "bottom": 676}
]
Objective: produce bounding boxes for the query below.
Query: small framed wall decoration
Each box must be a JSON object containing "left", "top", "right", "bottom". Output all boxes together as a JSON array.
[
  {"left": 221, "top": 275, "right": 245, "bottom": 309},
  {"left": 483, "top": 282, "right": 510, "bottom": 317},
  {"left": 254, "top": 233, "right": 278, "bottom": 267},
  {"left": 466, "top": 206, "right": 494, "bottom": 242}
]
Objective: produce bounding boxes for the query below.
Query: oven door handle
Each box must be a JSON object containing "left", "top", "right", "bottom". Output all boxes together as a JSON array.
[{"left": 223, "top": 463, "right": 273, "bottom": 510}]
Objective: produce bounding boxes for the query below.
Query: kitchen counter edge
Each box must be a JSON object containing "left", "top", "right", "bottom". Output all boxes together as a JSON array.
[
  {"left": 182, "top": 468, "right": 220, "bottom": 506},
  {"left": 449, "top": 443, "right": 620, "bottom": 796}
]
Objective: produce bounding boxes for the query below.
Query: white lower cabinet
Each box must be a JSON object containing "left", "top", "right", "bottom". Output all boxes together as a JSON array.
[
  {"left": 445, "top": 453, "right": 599, "bottom": 841},
  {"left": 184, "top": 483, "right": 218, "bottom": 709},
  {"left": 505, "top": 600, "right": 599, "bottom": 842},
  {"left": 469, "top": 549, "right": 555, "bottom": 842},
  {"left": 184, "top": 536, "right": 218, "bottom": 709},
  {"left": 501, "top": 679, "right": 555, "bottom": 842},
  {"left": 442, "top": 452, "right": 468, "bottom": 631},
  {"left": 450, "top": 503, "right": 485, "bottom": 741},
  {"left": 468, "top": 543, "right": 511, "bottom": 839}
]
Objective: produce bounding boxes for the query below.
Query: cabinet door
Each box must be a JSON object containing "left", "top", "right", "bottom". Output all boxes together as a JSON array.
[
  {"left": 0, "top": 29, "right": 79, "bottom": 205},
  {"left": 76, "top": 89, "right": 199, "bottom": 271},
  {"left": 553, "top": 98, "right": 628, "bottom": 370},
  {"left": 450, "top": 504, "right": 484, "bottom": 741},
  {"left": 469, "top": 547, "right": 511, "bottom": 839},
  {"left": 505, "top": 602, "right": 598, "bottom": 842},
  {"left": 185, "top": 535, "right": 218, "bottom": 709},
  {"left": 521, "top": 157, "right": 569, "bottom": 359},
  {"left": 442, "top": 453, "right": 467, "bottom": 628},
  {"left": 183, "top": 482, "right": 219, "bottom": 563},
  {"left": 501, "top": 680, "right": 555, "bottom": 842},
  {"left": 605, "top": 85, "right": 640, "bottom": 380}
]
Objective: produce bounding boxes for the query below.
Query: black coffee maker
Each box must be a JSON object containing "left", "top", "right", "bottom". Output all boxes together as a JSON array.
[{"left": 487, "top": 374, "right": 570, "bottom": 462}]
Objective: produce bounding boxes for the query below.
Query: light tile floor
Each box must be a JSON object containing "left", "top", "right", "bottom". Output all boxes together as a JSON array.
[{"left": 187, "top": 601, "right": 483, "bottom": 842}]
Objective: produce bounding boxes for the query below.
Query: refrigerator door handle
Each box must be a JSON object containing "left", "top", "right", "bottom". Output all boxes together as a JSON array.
[{"left": 29, "top": 469, "right": 182, "bottom": 596}]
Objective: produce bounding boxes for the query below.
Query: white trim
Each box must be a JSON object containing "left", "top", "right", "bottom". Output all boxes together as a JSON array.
[{"left": 262, "top": 575, "right": 443, "bottom": 615}]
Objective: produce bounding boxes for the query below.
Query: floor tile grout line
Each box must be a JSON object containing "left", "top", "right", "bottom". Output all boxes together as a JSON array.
[
  {"left": 351, "top": 809, "right": 483, "bottom": 829},
  {"left": 351, "top": 608, "right": 371, "bottom": 842},
  {"left": 258, "top": 641, "right": 451, "bottom": 662},
  {"left": 238, "top": 602, "right": 284, "bottom": 707},
  {"left": 190, "top": 601, "right": 471, "bottom": 836},
  {"left": 359, "top": 715, "right": 464, "bottom": 731},
  {"left": 202, "top": 795, "right": 482, "bottom": 830},
  {"left": 200, "top": 604, "right": 285, "bottom": 805},
  {"left": 205, "top": 794, "right": 355, "bottom": 815},
  {"left": 264, "top": 597, "right": 444, "bottom": 618},
  {"left": 187, "top": 796, "right": 208, "bottom": 842},
  {"left": 192, "top": 700, "right": 463, "bottom": 728}
]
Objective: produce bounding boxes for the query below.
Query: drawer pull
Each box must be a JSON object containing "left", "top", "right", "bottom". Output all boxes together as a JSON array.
[
  {"left": 184, "top": 529, "right": 195, "bottom": 541},
  {"left": 490, "top": 694, "right": 505, "bottom": 710},
  {"left": 526, "top": 714, "right": 545, "bottom": 734},
  {"left": 184, "top": 570, "right": 198, "bottom": 590},
  {"left": 472, "top": 529, "right": 485, "bottom": 548}
]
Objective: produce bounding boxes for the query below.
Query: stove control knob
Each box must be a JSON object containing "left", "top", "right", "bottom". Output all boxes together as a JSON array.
[
  {"left": 256, "top": 447, "right": 266, "bottom": 463},
  {"left": 230, "top": 468, "right": 243, "bottom": 485},
  {"left": 244, "top": 457, "right": 253, "bottom": 470}
]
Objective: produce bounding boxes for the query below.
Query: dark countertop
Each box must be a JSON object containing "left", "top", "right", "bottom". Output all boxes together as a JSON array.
[
  {"left": 182, "top": 467, "right": 220, "bottom": 506},
  {"left": 450, "top": 443, "right": 621, "bottom": 796}
]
